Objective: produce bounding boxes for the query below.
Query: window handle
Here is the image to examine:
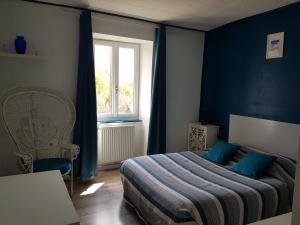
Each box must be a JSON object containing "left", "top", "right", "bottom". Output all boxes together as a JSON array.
[{"left": 115, "top": 86, "right": 119, "bottom": 95}]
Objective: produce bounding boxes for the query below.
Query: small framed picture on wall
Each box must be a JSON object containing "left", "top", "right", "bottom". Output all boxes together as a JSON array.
[{"left": 266, "top": 32, "right": 285, "bottom": 59}]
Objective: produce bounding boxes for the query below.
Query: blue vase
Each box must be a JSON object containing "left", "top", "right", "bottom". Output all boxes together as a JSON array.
[{"left": 15, "top": 36, "right": 27, "bottom": 54}]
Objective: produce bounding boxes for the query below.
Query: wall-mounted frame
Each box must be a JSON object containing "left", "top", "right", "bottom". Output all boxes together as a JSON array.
[{"left": 266, "top": 32, "right": 285, "bottom": 59}]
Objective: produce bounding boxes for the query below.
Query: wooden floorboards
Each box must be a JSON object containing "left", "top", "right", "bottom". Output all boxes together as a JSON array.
[{"left": 72, "top": 169, "right": 145, "bottom": 225}]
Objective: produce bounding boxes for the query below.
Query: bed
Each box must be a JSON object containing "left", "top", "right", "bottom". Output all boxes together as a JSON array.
[{"left": 120, "top": 115, "right": 299, "bottom": 225}]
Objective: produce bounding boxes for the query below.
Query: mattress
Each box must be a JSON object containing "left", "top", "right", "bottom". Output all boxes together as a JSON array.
[{"left": 120, "top": 150, "right": 295, "bottom": 225}]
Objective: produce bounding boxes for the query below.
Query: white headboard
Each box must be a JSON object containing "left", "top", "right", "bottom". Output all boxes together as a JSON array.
[{"left": 229, "top": 114, "right": 300, "bottom": 160}]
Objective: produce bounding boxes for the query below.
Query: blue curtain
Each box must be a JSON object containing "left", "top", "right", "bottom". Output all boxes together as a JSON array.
[
  {"left": 147, "top": 24, "right": 166, "bottom": 155},
  {"left": 73, "top": 10, "right": 98, "bottom": 180}
]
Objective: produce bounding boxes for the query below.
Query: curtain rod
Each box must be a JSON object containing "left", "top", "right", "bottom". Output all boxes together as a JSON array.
[{"left": 22, "top": 0, "right": 206, "bottom": 33}]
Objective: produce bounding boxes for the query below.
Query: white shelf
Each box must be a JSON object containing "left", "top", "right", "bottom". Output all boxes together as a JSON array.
[{"left": 0, "top": 52, "right": 45, "bottom": 60}]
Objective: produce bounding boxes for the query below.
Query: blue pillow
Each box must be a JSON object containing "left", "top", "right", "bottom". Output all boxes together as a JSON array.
[
  {"left": 232, "top": 152, "right": 275, "bottom": 179},
  {"left": 203, "top": 141, "right": 239, "bottom": 164}
]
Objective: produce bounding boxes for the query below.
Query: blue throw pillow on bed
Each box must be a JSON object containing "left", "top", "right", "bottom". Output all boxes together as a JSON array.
[
  {"left": 203, "top": 141, "right": 238, "bottom": 164},
  {"left": 232, "top": 152, "right": 275, "bottom": 179}
]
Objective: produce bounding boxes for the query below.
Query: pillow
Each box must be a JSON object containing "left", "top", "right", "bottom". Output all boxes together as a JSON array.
[
  {"left": 240, "top": 146, "right": 296, "bottom": 178},
  {"left": 231, "top": 152, "right": 275, "bottom": 179},
  {"left": 203, "top": 141, "right": 239, "bottom": 164}
]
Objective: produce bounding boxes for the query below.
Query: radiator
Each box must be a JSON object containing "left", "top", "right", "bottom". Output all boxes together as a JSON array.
[{"left": 98, "top": 124, "right": 134, "bottom": 165}]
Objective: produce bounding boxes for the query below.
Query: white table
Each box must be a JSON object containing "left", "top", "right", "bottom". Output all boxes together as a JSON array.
[
  {"left": 0, "top": 170, "right": 79, "bottom": 225},
  {"left": 248, "top": 213, "right": 291, "bottom": 225}
]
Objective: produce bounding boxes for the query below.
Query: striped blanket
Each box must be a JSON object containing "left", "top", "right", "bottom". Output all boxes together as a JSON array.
[{"left": 120, "top": 151, "right": 294, "bottom": 225}]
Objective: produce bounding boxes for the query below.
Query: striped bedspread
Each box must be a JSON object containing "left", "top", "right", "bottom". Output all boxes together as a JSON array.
[{"left": 120, "top": 151, "right": 294, "bottom": 225}]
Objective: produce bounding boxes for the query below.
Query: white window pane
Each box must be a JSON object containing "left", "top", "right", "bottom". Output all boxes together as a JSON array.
[
  {"left": 118, "top": 47, "right": 135, "bottom": 114},
  {"left": 94, "top": 44, "right": 112, "bottom": 115}
]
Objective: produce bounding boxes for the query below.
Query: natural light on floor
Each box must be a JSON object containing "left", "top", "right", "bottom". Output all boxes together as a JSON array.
[{"left": 80, "top": 182, "right": 104, "bottom": 196}]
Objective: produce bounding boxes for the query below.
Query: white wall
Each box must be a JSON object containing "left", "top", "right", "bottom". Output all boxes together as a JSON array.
[
  {"left": 0, "top": 0, "right": 205, "bottom": 175},
  {"left": 0, "top": 0, "right": 79, "bottom": 176},
  {"left": 166, "top": 27, "right": 205, "bottom": 153},
  {"left": 92, "top": 14, "right": 155, "bottom": 41},
  {"left": 0, "top": 0, "right": 154, "bottom": 175},
  {"left": 139, "top": 43, "right": 153, "bottom": 155}
]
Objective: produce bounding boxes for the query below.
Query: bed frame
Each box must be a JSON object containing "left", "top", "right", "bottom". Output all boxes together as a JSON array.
[{"left": 228, "top": 114, "right": 300, "bottom": 160}]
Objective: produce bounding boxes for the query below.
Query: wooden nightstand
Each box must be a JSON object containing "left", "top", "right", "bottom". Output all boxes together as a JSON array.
[{"left": 188, "top": 123, "right": 219, "bottom": 151}]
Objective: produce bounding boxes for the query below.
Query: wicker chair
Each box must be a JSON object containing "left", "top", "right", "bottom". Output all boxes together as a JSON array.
[{"left": 0, "top": 87, "right": 79, "bottom": 194}]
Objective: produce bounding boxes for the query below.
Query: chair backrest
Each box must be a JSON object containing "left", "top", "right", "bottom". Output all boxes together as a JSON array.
[{"left": 1, "top": 87, "right": 76, "bottom": 160}]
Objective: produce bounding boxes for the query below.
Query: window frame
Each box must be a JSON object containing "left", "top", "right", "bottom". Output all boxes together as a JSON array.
[{"left": 93, "top": 39, "right": 140, "bottom": 122}]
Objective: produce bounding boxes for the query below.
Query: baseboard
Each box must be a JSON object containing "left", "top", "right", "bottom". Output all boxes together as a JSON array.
[{"left": 97, "top": 162, "right": 121, "bottom": 171}]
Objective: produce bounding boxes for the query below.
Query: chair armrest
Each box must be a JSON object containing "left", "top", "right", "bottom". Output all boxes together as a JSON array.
[
  {"left": 61, "top": 143, "right": 80, "bottom": 161},
  {"left": 15, "top": 152, "right": 33, "bottom": 173}
]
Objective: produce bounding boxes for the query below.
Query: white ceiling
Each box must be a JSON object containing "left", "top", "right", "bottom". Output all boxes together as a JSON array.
[{"left": 38, "top": 0, "right": 299, "bottom": 30}]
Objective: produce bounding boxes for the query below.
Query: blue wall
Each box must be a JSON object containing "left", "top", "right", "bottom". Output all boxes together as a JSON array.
[{"left": 200, "top": 3, "right": 300, "bottom": 140}]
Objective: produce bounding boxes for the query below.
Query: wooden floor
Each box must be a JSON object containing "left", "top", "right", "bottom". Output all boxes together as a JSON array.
[{"left": 72, "top": 169, "right": 145, "bottom": 225}]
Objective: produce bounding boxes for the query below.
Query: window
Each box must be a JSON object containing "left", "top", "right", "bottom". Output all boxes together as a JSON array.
[{"left": 94, "top": 40, "right": 139, "bottom": 121}]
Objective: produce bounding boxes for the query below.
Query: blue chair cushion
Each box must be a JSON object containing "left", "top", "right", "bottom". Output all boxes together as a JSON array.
[
  {"left": 203, "top": 141, "right": 239, "bottom": 164},
  {"left": 33, "top": 158, "right": 72, "bottom": 174},
  {"left": 232, "top": 152, "right": 276, "bottom": 179}
]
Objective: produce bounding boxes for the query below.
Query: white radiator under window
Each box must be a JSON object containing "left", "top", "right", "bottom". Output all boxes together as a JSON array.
[{"left": 98, "top": 124, "right": 135, "bottom": 165}]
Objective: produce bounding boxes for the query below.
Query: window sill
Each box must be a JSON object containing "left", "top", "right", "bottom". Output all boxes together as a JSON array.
[{"left": 97, "top": 119, "right": 142, "bottom": 124}]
